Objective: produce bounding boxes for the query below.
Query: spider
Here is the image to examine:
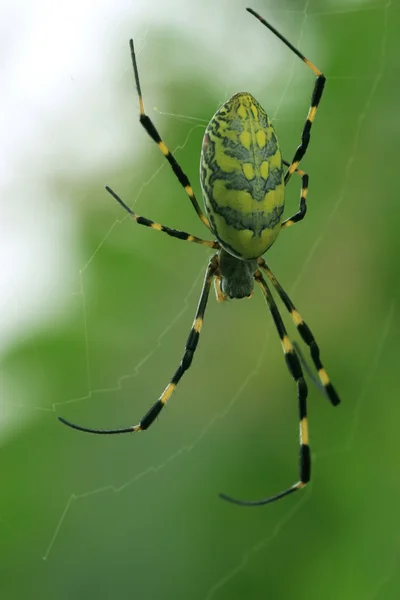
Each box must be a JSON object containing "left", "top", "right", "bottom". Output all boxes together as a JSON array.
[{"left": 59, "top": 8, "right": 341, "bottom": 506}]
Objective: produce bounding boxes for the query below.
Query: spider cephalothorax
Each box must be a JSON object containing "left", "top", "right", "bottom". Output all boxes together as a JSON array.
[{"left": 218, "top": 249, "right": 257, "bottom": 299}]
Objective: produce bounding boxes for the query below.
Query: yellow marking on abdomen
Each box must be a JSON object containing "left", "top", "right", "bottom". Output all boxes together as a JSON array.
[
  {"left": 237, "top": 104, "right": 247, "bottom": 119},
  {"left": 256, "top": 129, "right": 266, "bottom": 148},
  {"left": 319, "top": 368, "right": 330, "bottom": 386},
  {"left": 260, "top": 161, "right": 269, "bottom": 179},
  {"left": 300, "top": 417, "right": 309, "bottom": 445},
  {"left": 239, "top": 131, "right": 251, "bottom": 149},
  {"left": 243, "top": 163, "right": 255, "bottom": 180},
  {"left": 251, "top": 104, "right": 258, "bottom": 119}
]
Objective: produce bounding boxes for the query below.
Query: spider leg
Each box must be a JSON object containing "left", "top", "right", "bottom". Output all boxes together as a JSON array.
[
  {"left": 220, "top": 270, "right": 309, "bottom": 506},
  {"left": 258, "top": 258, "right": 340, "bottom": 407},
  {"left": 247, "top": 8, "right": 326, "bottom": 186},
  {"left": 293, "top": 342, "right": 329, "bottom": 400},
  {"left": 58, "top": 255, "right": 218, "bottom": 434},
  {"left": 129, "top": 39, "right": 211, "bottom": 230},
  {"left": 280, "top": 159, "right": 308, "bottom": 230},
  {"left": 106, "top": 186, "right": 219, "bottom": 250}
]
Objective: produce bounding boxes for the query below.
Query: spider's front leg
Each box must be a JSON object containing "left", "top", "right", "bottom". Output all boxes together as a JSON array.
[
  {"left": 106, "top": 186, "right": 219, "bottom": 250},
  {"left": 247, "top": 8, "right": 326, "bottom": 185},
  {"left": 280, "top": 159, "right": 309, "bottom": 230}
]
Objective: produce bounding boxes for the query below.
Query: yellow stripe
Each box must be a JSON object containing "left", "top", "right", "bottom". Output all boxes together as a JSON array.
[
  {"left": 138, "top": 96, "right": 145, "bottom": 115},
  {"left": 300, "top": 417, "right": 309, "bottom": 445},
  {"left": 185, "top": 185, "right": 194, "bottom": 197},
  {"left": 158, "top": 141, "right": 169, "bottom": 156},
  {"left": 318, "top": 368, "right": 330, "bottom": 386},
  {"left": 304, "top": 58, "right": 322, "bottom": 77},
  {"left": 161, "top": 382, "right": 176, "bottom": 404},
  {"left": 282, "top": 335, "right": 293, "bottom": 353},
  {"left": 289, "top": 161, "right": 299, "bottom": 174},
  {"left": 308, "top": 106, "right": 317, "bottom": 122},
  {"left": 151, "top": 223, "right": 162, "bottom": 231},
  {"left": 291, "top": 309, "right": 303, "bottom": 326},
  {"left": 193, "top": 317, "right": 203, "bottom": 332},
  {"left": 200, "top": 214, "right": 211, "bottom": 228},
  {"left": 281, "top": 220, "right": 293, "bottom": 229}
]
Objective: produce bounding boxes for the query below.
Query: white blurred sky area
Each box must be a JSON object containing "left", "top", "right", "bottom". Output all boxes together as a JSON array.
[{"left": 0, "top": 0, "right": 370, "bottom": 433}]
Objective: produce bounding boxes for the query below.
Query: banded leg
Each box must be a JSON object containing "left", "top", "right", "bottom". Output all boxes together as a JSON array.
[
  {"left": 293, "top": 342, "right": 328, "bottom": 400},
  {"left": 247, "top": 8, "right": 326, "bottom": 185},
  {"left": 281, "top": 159, "right": 309, "bottom": 230},
  {"left": 129, "top": 39, "right": 211, "bottom": 229},
  {"left": 220, "top": 270, "right": 310, "bottom": 506},
  {"left": 107, "top": 186, "right": 219, "bottom": 250},
  {"left": 258, "top": 258, "right": 340, "bottom": 407},
  {"left": 58, "top": 255, "right": 219, "bottom": 435}
]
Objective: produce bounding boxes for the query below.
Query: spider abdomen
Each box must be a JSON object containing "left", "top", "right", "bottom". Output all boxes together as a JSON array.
[{"left": 200, "top": 92, "right": 284, "bottom": 260}]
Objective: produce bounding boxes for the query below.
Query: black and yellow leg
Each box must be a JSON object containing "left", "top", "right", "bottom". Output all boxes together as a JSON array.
[
  {"left": 220, "top": 270, "right": 310, "bottom": 506},
  {"left": 281, "top": 159, "right": 309, "bottom": 230},
  {"left": 258, "top": 259, "right": 340, "bottom": 407},
  {"left": 293, "top": 341, "right": 328, "bottom": 400},
  {"left": 247, "top": 8, "right": 326, "bottom": 186},
  {"left": 129, "top": 39, "right": 211, "bottom": 230},
  {"left": 106, "top": 186, "right": 219, "bottom": 250},
  {"left": 58, "top": 255, "right": 219, "bottom": 435}
]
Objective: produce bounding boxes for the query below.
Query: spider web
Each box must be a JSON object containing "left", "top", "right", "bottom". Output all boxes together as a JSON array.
[{"left": 1, "top": 0, "right": 399, "bottom": 598}]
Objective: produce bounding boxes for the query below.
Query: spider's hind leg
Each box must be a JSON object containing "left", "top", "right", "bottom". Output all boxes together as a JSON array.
[{"left": 258, "top": 258, "right": 340, "bottom": 407}]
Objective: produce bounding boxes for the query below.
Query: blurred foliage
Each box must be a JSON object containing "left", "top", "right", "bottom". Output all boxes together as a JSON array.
[{"left": 1, "top": 1, "right": 400, "bottom": 599}]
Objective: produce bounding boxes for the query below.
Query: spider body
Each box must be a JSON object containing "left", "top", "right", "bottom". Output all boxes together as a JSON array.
[
  {"left": 200, "top": 92, "right": 284, "bottom": 260},
  {"left": 59, "top": 8, "right": 341, "bottom": 508}
]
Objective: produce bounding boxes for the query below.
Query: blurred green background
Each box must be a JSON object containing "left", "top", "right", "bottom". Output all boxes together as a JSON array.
[{"left": 2, "top": 0, "right": 400, "bottom": 598}]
